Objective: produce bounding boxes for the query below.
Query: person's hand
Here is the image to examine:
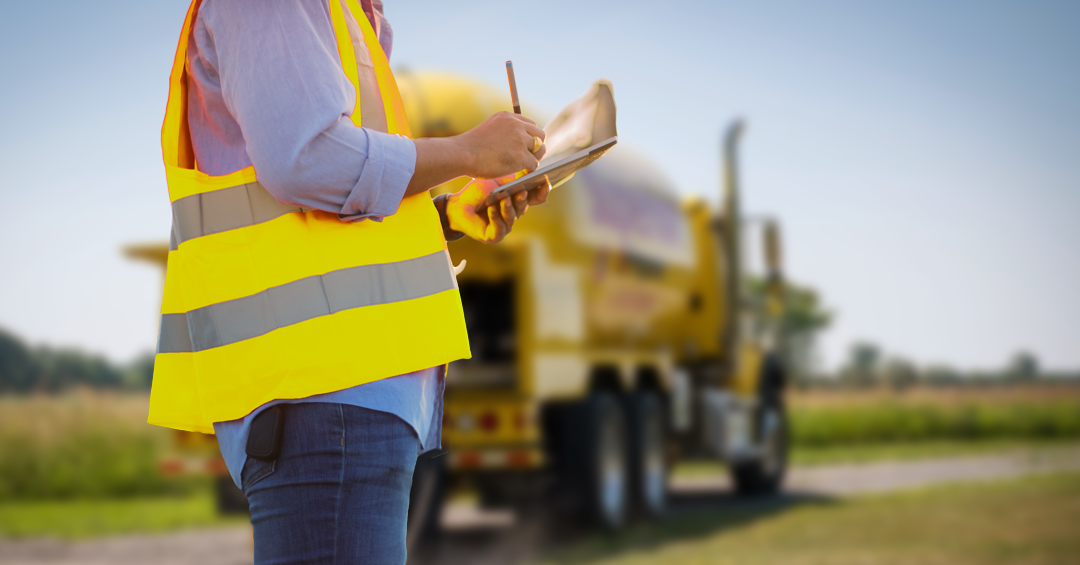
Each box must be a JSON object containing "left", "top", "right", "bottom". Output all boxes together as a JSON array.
[
  {"left": 407, "top": 112, "right": 547, "bottom": 196},
  {"left": 456, "top": 112, "right": 547, "bottom": 179},
  {"left": 445, "top": 175, "right": 551, "bottom": 243}
]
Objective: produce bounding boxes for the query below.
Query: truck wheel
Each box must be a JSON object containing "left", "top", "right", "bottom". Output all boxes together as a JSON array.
[
  {"left": 578, "top": 393, "right": 630, "bottom": 530},
  {"left": 731, "top": 398, "right": 788, "bottom": 496},
  {"left": 627, "top": 392, "right": 667, "bottom": 519},
  {"left": 406, "top": 451, "right": 445, "bottom": 553}
]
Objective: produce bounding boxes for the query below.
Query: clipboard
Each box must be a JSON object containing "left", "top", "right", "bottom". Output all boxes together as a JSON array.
[{"left": 480, "top": 136, "right": 617, "bottom": 210}]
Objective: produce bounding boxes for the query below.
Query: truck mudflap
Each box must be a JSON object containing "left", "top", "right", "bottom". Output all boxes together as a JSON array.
[{"left": 702, "top": 389, "right": 760, "bottom": 462}]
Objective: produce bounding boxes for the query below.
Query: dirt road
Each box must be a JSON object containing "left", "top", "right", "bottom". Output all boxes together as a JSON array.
[
  {"left": 3, "top": 446, "right": 1078, "bottom": 565},
  {"left": 672, "top": 443, "right": 1080, "bottom": 496},
  {"left": 0, "top": 528, "right": 252, "bottom": 565}
]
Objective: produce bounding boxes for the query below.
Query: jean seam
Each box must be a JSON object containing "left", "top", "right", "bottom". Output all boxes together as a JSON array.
[
  {"left": 242, "top": 460, "right": 275, "bottom": 496},
  {"left": 333, "top": 403, "right": 345, "bottom": 565}
]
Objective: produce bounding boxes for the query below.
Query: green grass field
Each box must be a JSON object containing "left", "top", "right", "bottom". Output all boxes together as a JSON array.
[
  {"left": 673, "top": 438, "right": 1080, "bottom": 478},
  {"left": 2, "top": 387, "right": 1077, "bottom": 500},
  {"left": 787, "top": 438, "right": 1078, "bottom": 466},
  {"left": 0, "top": 490, "right": 246, "bottom": 539},
  {"left": 787, "top": 385, "right": 1080, "bottom": 447},
  {"left": 0, "top": 393, "right": 183, "bottom": 501},
  {"left": 543, "top": 473, "right": 1080, "bottom": 565}
]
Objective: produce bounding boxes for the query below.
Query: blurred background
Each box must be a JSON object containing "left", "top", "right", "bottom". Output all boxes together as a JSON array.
[{"left": 1, "top": 1, "right": 1078, "bottom": 564}]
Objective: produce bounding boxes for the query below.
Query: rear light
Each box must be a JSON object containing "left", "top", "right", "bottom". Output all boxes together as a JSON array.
[
  {"left": 457, "top": 452, "right": 481, "bottom": 468},
  {"left": 159, "top": 460, "right": 183, "bottom": 476},
  {"left": 506, "top": 451, "right": 531, "bottom": 467},
  {"left": 158, "top": 457, "right": 230, "bottom": 476},
  {"left": 479, "top": 411, "right": 499, "bottom": 432},
  {"left": 205, "top": 458, "right": 228, "bottom": 474}
]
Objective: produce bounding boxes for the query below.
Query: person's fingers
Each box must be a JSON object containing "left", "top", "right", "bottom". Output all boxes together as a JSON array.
[
  {"left": 523, "top": 122, "right": 546, "bottom": 142},
  {"left": 466, "top": 112, "right": 551, "bottom": 180},
  {"left": 511, "top": 190, "right": 529, "bottom": 217},
  {"left": 510, "top": 113, "right": 537, "bottom": 127},
  {"left": 484, "top": 205, "right": 495, "bottom": 241},
  {"left": 520, "top": 152, "right": 540, "bottom": 173},
  {"left": 499, "top": 195, "right": 518, "bottom": 231},
  {"left": 487, "top": 203, "right": 508, "bottom": 242},
  {"left": 527, "top": 181, "right": 551, "bottom": 206}
]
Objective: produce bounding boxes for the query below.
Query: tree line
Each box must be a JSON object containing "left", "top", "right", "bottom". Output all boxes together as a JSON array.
[
  {"left": 831, "top": 341, "right": 1072, "bottom": 389},
  {"left": 0, "top": 328, "right": 153, "bottom": 393}
]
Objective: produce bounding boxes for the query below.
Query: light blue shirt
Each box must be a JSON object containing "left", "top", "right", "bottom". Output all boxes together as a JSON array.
[
  {"left": 187, "top": 0, "right": 443, "bottom": 488},
  {"left": 213, "top": 367, "right": 444, "bottom": 489}
]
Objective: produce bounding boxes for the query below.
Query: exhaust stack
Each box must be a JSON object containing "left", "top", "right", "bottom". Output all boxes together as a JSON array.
[{"left": 720, "top": 120, "right": 745, "bottom": 364}]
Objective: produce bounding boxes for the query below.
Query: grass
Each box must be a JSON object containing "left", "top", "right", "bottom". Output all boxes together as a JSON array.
[
  {"left": 0, "top": 392, "right": 199, "bottom": 501},
  {"left": 788, "top": 395, "right": 1080, "bottom": 447},
  {"left": 789, "top": 438, "right": 1078, "bottom": 466},
  {"left": 788, "top": 383, "right": 1080, "bottom": 408},
  {"left": 0, "top": 385, "right": 1075, "bottom": 514},
  {"left": 542, "top": 473, "right": 1080, "bottom": 565},
  {"left": 0, "top": 489, "right": 247, "bottom": 539},
  {"left": 674, "top": 438, "right": 1080, "bottom": 477},
  {"left": 0, "top": 392, "right": 165, "bottom": 500}
]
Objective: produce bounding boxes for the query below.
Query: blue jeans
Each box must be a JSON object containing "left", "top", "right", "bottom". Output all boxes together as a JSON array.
[{"left": 241, "top": 403, "right": 419, "bottom": 565}]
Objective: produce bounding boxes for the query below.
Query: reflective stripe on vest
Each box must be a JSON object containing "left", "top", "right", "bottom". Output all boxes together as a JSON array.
[
  {"left": 157, "top": 251, "right": 455, "bottom": 353},
  {"left": 148, "top": 0, "right": 471, "bottom": 434},
  {"left": 169, "top": 181, "right": 302, "bottom": 250}
]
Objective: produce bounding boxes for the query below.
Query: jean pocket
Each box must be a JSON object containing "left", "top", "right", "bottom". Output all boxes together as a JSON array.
[{"left": 241, "top": 457, "right": 276, "bottom": 494}]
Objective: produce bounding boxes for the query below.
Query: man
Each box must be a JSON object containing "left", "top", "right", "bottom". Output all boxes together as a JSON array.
[{"left": 147, "top": 0, "right": 549, "bottom": 562}]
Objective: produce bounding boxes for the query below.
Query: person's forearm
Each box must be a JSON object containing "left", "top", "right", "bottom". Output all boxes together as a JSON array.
[
  {"left": 405, "top": 137, "right": 474, "bottom": 197},
  {"left": 406, "top": 111, "right": 548, "bottom": 197}
]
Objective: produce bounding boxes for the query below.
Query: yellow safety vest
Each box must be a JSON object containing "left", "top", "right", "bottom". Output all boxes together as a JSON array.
[{"left": 148, "top": 0, "right": 471, "bottom": 434}]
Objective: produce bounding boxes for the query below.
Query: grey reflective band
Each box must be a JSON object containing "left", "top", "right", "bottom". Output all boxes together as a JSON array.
[
  {"left": 157, "top": 312, "right": 193, "bottom": 354},
  {"left": 171, "top": 182, "right": 302, "bottom": 247},
  {"left": 156, "top": 250, "right": 454, "bottom": 354}
]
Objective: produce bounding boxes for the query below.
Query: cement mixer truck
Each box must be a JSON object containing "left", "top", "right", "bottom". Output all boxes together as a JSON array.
[
  {"left": 132, "top": 71, "right": 792, "bottom": 534},
  {"left": 397, "top": 72, "right": 791, "bottom": 533}
]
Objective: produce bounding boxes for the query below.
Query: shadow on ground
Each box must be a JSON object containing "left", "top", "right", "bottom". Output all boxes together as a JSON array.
[{"left": 410, "top": 490, "right": 836, "bottom": 565}]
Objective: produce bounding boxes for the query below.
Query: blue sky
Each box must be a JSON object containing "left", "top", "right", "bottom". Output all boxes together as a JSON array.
[{"left": 0, "top": 0, "right": 1076, "bottom": 371}]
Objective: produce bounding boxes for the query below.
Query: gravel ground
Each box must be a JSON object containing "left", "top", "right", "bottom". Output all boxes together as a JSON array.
[
  {"left": 0, "top": 528, "right": 252, "bottom": 565},
  {"left": 671, "top": 443, "right": 1080, "bottom": 496},
  {"left": 3, "top": 445, "right": 1078, "bottom": 565}
]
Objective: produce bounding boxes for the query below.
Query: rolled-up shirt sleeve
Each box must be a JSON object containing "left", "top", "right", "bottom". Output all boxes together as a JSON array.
[
  {"left": 340, "top": 129, "right": 416, "bottom": 221},
  {"left": 194, "top": 0, "right": 414, "bottom": 222}
]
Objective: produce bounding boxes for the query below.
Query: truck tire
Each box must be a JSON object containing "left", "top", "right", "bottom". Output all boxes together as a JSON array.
[
  {"left": 731, "top": 397, "right": 788, "bottom": 496},
  {"left": 406, "top": 451, "right": 445, "bottom": 554},
  {"left": 627, "top": 392, "right": 667, "bottom": 519},
  {"left": 573, "top": 392, "right": 630, "bottom": 530}
]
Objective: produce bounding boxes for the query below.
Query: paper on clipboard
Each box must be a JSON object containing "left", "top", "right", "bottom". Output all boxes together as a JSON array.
[
  {"left": 480, "top": 80, "right": 618, "bottom": 210},
  {"left": 542, "top": 79, "right": 617, "bottom": 161}
]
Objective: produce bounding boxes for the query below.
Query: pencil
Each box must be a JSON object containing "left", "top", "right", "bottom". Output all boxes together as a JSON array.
[{"left": 506, "top": 61, "right": 521, "bottom": 114}]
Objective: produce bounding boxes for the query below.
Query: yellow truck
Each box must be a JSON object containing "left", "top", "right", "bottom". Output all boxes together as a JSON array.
[{"left": 397, "top": 72, "right": 790, "bottom": 532}]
